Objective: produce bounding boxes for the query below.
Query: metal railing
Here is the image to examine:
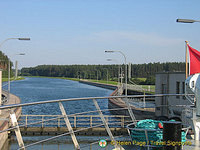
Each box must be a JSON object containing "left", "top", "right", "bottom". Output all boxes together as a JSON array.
[
  {"left": 19, "top": 114, "right": 131, "bottom": 128},
  {"left": 0, "top": 93, "right": 194, "bottom": 150},
  {"left": 126, "top": 84, "right": 155, "bottom": 93}
]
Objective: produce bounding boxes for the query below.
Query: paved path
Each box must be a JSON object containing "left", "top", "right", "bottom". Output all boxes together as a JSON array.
[{"left": 0, "top": 91, "right": 21, "bottom": 150}]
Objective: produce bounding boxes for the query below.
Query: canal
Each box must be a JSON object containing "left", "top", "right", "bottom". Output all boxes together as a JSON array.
[{"left": 4, "top": 77, "right": 124, "bottom": 150}]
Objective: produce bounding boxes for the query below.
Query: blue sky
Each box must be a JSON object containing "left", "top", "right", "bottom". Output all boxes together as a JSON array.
[{"left": 0, "top": 0, "right": 200, "bottom": 68}]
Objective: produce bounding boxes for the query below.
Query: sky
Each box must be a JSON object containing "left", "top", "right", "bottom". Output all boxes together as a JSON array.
[{"left": 0, "top": 0, "right": 200, "bottom": 68}]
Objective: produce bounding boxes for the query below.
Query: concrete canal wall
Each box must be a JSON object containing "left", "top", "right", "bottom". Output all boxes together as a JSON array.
[
  {"left": 0, "top": 92, "right": 22, "bottom": 150},
  {"left": 108, "top": 89, "right": 155, "bottom": 120},
  {"left": 79, "top": 80, "right": 118, "bottom": 90},
  {"left": 78, "top": 80, "right": 155, "bottom": 119}
]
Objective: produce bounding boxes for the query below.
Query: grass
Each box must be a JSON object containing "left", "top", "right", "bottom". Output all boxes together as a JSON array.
[
  {"left": 2, "top": 76, "right": 25, "bottom": 82},
  {"left": 25, "top": 76, "right": 81, "bottom": 81},
  {"left": 134, "top": 78, "right": 147, "bottom": 82},
  {"left": 86, "top": 79, "right": 118, "bottom": 85},
  {"left": 141, "top": 85, "right": 155, "bottom": 91}
]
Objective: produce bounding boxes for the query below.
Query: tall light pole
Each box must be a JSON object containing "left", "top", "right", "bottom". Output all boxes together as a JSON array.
[
  {"left": 176, "top": 19, "right": 200, "bottom": 23},
  {"left": 176, "top": 19, "right": 200, "bottom": 78},
  {"left": 8, "top": 53, "right": 25, "bottom": 103},
  {"left": 105, "top": 50, "right": 127, "bottom": 96},
  {"left": 0, "top": 37, "right": 30, "bottom": 105},
  {"left": 0, "top": 38, "right": 30, "bottom": 48},
  {"left": 106, "top": 59, "right": 122, "bottom": 86},
  {"left": 102, "top": 68, "right": 109, "bottom": 85},
  {"left": 105, "top": 51, "right": 137, "bottom": 124},
  {"left": 95, "top": 70, "right": 100, "bottom": 82}
]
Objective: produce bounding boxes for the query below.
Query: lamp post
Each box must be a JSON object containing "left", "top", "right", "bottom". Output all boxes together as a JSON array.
[
  {"left": 105, "top": 51, "right": 137, "bottom": 124},
  {"left": 176, "top": 19, "right": 200, "bottom": 79},
  {"left": 0, "top": 38, "right": 31, "bottom": 105},
  {"left": 0, "top": 38, "right": 30, "bottom": 48},
  {"left": 176, "top": 19, "right": 200, "bottom": 23},
  {"left": 106, "top": 59, "right": 122, "bottom": 86},
  {"left": 95, "top": 70, "right": 100, "bottom": 82},
  {"left": 0, "top": 37, "right": 30, "bottom": 106},
  {"left": 105, "top": 50, "right": 127, "bottom": 96},
  {"left": 8, "top": 53, "right": 25, "bottom": 103},
  {"left": 102, "top": 68, "right": 109, "bottom": 85}
]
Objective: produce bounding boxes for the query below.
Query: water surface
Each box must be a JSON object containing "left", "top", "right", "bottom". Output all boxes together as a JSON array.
[
  {"left": 5, "top": 77, "right": 117, "bottom": 150},
  {"left": 7, "top": 77, "right": 113, "bottom": 115}
]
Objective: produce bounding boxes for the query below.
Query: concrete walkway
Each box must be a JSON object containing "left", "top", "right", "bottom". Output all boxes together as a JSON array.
[{"left": 0, "top": 91, "right": 22, "bottom": 150}]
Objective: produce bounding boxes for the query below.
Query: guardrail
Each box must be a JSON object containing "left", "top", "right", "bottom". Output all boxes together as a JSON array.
[
  {"left": 0, "top": 94, "right": 193, "bottom": 150},
  {"left": 126, "top": 84, "right": 155, "bottom": 93},
  {"left": 19, "top": 115, "right": 131, "bottom": 128}
]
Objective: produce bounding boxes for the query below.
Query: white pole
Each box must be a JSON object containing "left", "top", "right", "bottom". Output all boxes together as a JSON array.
[
  {"left": 8, "top": 59, "right": 10, "bottom": 103},
  {"left": 117, "top": 51, "right": 127, "bottom": 96},
  {"left": 107, "top": 69, "right": 108, "bottom": 85},
  {"left": 0, "top": 70, "right": 2, "bottom": 115},
  {"left": 15, "top": 60, "right": 18, "bottom": 79}
]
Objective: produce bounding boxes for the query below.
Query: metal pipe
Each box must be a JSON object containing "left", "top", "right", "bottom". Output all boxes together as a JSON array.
[{"left": 0, "top": 94, "right": 193, "bottom": 110}]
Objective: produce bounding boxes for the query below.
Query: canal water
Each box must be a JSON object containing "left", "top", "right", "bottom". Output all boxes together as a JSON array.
[
  {"left": 7, "top": 77, "right": 113, "bottom": 115},
  {"left": 4, "top": 77, "right": 125, "bottom": 150}
]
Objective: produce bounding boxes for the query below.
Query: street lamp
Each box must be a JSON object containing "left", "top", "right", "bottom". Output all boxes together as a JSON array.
[
  {"left": 176, "top": 19, "right": 200, "bottom": 23},
  {"left": 105, "top": 50, "right": 128, "bottom": 96},
  {"left": 0, "top": 37, "right": 29, "bottom": 107},
  {"left": 176, "top": 19, "right": 200, "bottom": 78},
  {"left": 105, "top": 50, "right": 137, "bottom": 124},
  {"left": 8, "top": 53, "right": 25, "bottom": 103},
  {"left": 102, "top": 68, "right": 109, "bottom": 85},
  {"left": 95, "top": 70, "right": 100, "bottom": 82},
  {"left": 0, "top": 38, "right": 30, "bottom": 48},
  {"left": 106, "top": 59, "right": 122, "bottom": 86}
]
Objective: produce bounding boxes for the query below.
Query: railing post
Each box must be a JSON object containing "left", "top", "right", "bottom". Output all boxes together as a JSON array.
[
  {"left": 106, "top": 116, "right": 108, "bottom": 125},
  {"left": 123, "top": 97, "right": 137, "bottom": 125},
  {"left": 59, "top": 102, "right": 80, "bottom": 150},
  {"left": 92, "top": 99, "right": 124, "bottom": 150},
  {"left": 90, "top": 116, "right": 92, "bottom": 127},
  {"left": 143, "top": 91, "right": 146, "bottom": 108},
  {"left": 42, "top": 116, "right": 44, "bottom": 128},
  {"left": 121, "top": 116, "right": 124, "bottom": 128},
  {"left": 10, "top": 110, "right": 25, "bottom": 149},
  {"left": 58, "top": 117, "right": 60, "bottom": 127},
  {"left": 74, "top": 115, "right": 76, "bottom": 128},
  {"left": 25, "top": 115, "right": 28, "bottom": 128}
]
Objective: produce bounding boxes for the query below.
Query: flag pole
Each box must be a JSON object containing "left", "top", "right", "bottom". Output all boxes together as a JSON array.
[{"left": 185, "top": 41, "right": 189, "bottom": 79}]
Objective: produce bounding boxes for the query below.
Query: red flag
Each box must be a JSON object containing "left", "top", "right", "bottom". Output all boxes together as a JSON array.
[{"left": 188, "top": 44, "right": 200, "bottom": 75}]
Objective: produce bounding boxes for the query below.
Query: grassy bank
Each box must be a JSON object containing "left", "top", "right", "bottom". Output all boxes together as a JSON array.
[
  {"left": 25, "top": 76, "right": 80, "bottom": 81},
  {"left": 85, "top": 79, "right": 118, "bottom": 85},
  {"left": 2, "top": 76, "right": 25, "bottom": 82}
]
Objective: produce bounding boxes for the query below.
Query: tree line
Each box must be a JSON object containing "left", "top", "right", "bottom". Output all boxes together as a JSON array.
[
  {"left": 0, "top": 51, "right": 13, "bottom": 78},
  {"left": 21, "top": 62, "right": 185, "bottom": 84}
]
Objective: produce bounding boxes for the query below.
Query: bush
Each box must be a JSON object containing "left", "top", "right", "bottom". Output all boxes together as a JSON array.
[{"left": 144, "top": 76, "right": 155, "bottom": 85}]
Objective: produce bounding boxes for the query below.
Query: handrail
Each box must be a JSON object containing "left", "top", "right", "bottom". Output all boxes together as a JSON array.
[
  {"left": 2, "top": 93, "right": 194, "bottom": 150},
  {"left": 20, "top": 114, "right": 130, "bottom": 117},
  {"left": 18, "top": 114, "right": 131, "bottom": 128},
  {"left": 0, "top": 94, "right": 193, "bottom": 110}
]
